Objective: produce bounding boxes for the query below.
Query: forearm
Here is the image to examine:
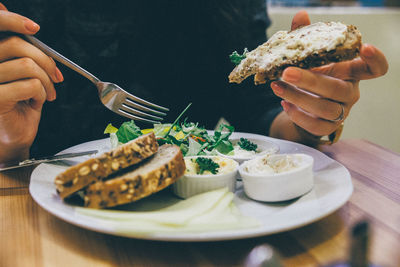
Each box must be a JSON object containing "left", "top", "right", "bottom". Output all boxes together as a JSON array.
[{"left": 269, "top": 111, "right": 321, "bottom": 148}]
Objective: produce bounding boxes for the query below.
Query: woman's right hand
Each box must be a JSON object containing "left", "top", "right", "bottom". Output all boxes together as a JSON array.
[{"left": 0, "top": 3, "right": 63, "bottom": 166}]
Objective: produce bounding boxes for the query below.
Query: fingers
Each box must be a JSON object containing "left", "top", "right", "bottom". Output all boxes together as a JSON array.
[
  {"left": 281, "top": 100, "right": 338, "bottom": 136},
  {"left": 271, "top": 81, "right": 348, "bottom": 122},
  {"left": 0, "top": 79, "right": 47, "bottom": 111},
  {"left": 0, "top": 3, "right": 7, "bottom": 11},
  {"left": 356, "top": 44, "right": 389, "bottom": 79},
  {"left": 0, "top": 10, "right": 40, "bottom": 34},
  {"left": 311, "top": 44, "right": 388, "bottom": 81},
  {"left": 291, "top": 10, "right": 310, "bottom": 30},
  {"left": 0, "top": 57, "right": 56, "bottom": 101},
  {"left": 281, "top": 67, "right": 359, "bottom": 104},
  {"left": 0, "top": 36, "right": 63, "bottom": 100}
]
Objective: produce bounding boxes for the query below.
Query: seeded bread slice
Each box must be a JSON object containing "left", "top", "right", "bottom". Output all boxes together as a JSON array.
[
  {"left": 55, "top": 132, "right": 158, "bottom": 199},
  {"left": 83, "top": 144, "right": 185, "bottom": 209},
  {"left": 229, "top": 22, "right": 362, "bottom": 85}
]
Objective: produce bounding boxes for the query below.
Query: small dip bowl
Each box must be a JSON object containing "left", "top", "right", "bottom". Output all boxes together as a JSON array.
[
  {"left": 172, "top": 156, "right": 239, "bottom": 199},
  {"left": 217, "top": 138, "right": 279, "bottom": 164},
  {"left": 238, "top": 153, "right": 314, "bottom": 202}
]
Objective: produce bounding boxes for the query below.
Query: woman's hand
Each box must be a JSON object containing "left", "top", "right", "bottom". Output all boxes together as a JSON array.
[
  {"left": 0, "top": 3, "right": 63, "bottom": 166},
  {"left": 269, "top": 10, "right": 388, "bottom": 146}
]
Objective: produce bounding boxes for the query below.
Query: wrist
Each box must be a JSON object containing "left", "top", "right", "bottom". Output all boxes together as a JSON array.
[
  {"left": 269, "top": 111, "right": 343, "bottom": 148},
  {"left": 269, "top": 111, "right": 321, "bottom": 147},
  {"left": 293, "top": 124, "right": 322, "bottom": 148}
]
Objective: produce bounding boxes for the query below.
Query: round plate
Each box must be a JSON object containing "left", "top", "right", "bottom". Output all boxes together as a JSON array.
[{"left": 29, "top": 132, "right": 353, "bottom": 242}]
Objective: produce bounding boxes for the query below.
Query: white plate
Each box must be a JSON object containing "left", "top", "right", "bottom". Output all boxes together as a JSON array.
[{"left": 29, "top": 132, "right": 353, "bottom": 242}]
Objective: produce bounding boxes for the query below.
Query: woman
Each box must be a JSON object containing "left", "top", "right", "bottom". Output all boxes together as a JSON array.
[{"left": 0, "top": 1, "right": 388, "bottom": 167}]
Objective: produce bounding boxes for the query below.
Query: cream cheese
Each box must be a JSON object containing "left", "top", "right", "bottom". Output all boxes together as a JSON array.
[
  {"left": 244, "top": 154, "right": 303, "bottom": 175},
  {"left": 185, "top": 156, "right": 237, "bottom": 176},
  {"left": 246, "top": 22, "right": 348, "bottom": 72},
  {"left": 232, "top": 145, "right": 258, "bottom": 158}
]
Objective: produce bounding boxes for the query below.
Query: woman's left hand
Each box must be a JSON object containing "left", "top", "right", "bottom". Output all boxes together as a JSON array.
[{"left": 270, "top": 10, "right": 388, "bottom": 139}]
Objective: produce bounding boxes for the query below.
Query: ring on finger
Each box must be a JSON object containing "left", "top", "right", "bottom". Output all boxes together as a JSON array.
[{"left": 328, "top": 102, "right": 345, "bottom": 122}]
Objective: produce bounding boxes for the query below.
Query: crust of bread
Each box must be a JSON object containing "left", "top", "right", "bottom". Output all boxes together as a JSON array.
[
  {"left": 229, "top": 23, "right": 362, "bottom": 85},
  {"left": 83, "top": 144, "right": 185, "bottom": 209},
  {"left": 54, "top": 132, "right": 158, "bottom": 199}
]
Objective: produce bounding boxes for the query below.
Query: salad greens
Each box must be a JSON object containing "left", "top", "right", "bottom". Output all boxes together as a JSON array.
[
  {"left": 229, "top": 48, "right": 249, "bottom": 66},
  {"left": 115, "top": 120, "right": 143, "bottom": 143},
  {"left": 104, "top": 103, "right": 236, "bottom": 157},
  {"left": 195, "top": 157, "right": 219, "bottom": 175},
  {"left": 238, "top": 138, "right": 258, "bottom": 152}
]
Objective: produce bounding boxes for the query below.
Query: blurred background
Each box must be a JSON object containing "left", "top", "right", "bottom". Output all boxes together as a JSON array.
[{"left": 267, "top": 0, "right": 400, "bottom": 152}]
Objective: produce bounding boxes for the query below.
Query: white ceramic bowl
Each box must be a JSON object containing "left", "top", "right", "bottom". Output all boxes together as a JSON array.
[
  {"left": 172, "top": 156, "right": 239, "bottom": 199},
  {"left": 217, "top": 138, "right": 279, "bottom": 164},
  {"left": 239, "top": 153, "right": 314, "bottom": 202}
]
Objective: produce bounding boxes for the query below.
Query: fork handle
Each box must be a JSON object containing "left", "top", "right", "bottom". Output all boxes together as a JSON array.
[{"left": 23, "top": 35, "right": 100, "bottom": 85}]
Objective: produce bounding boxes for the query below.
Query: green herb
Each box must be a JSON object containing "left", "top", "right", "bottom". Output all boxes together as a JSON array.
[
  {"left": 104, "top": 103, "right": 238, "bottom": 157},
  {"left": 164, "top": 103, "right": 192, "bottom": 138},
  {"left": 115, "top": 120, "right": 143, "bottom": 143},
  {"left": 229, "top": 48, "right": 249, "bottom": 65},
  {"left": 238, "top": 138, "right": 257, "bottom": 152},
  {"left": 195, "top": 157, "right": 219, "bottom": 175},
  {"left": 210, "top": 124, "right": 235, "bottom": 154}
]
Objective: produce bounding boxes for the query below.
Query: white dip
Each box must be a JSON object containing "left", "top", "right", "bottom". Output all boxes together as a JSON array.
[
  {"left": 232, "top": 145, "right": 258, "bottom": 157},
  {"left": 244, "top": 154, "right": 302, "bottom": 175},
  {"left": 185, "top": 156, "right": 237, "bottom": 175}
]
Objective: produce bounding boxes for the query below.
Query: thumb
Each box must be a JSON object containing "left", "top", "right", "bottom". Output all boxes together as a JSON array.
[{"left": 291, "top": 10, "right": 311, "bottom": 30}]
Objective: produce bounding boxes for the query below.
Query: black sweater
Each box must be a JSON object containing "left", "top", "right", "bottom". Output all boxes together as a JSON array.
[{"left": 4, "top": 0, "right": 282, "bottom": 156}]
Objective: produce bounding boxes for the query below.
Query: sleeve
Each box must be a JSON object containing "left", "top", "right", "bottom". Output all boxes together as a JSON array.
[{"left": 222, "top": 1, "right": 282, "bottom": 136}]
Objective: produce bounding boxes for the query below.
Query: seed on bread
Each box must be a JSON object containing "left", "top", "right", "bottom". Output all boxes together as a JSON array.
[
  {"left": 83, "top": 144, "right": 185, "bottom": 209},
  {"left": 54, "top": 132, "right": 158, "bottom": 199},
  {"left": 229, "top": 22, "right": 362, "bottom": 84}
]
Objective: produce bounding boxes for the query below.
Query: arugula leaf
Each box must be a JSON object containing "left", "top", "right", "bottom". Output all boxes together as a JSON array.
[
  {"left": 116, "top": 120, "right": 143, "bottom": 143},
  {"left": 238, "top": 138, "right": 258, "bottom": 152},
  {"left": 195, "top": 157, "right": 219, "bottom": 175},
  {"left": 216, "top": 139, "right": 234, "bottom": 154},
  {"left": 208, "top": 124, "right": 235, "bottom": 154},
  {"left": 229, "top": 48, "right": 249, "bottom": 65}
]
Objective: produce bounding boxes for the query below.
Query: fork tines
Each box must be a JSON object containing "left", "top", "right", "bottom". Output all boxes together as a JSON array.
[{"left": 119, "top": 96, "right": 169, "bottom": 124}]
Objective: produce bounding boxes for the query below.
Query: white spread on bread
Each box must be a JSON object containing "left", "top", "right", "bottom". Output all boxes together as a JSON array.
[
  {"left": 229, "top": 21, "right": 361, "bottom": 84},
  {"left": 247, "top": 22, "right": 348, "bottom": 73}
]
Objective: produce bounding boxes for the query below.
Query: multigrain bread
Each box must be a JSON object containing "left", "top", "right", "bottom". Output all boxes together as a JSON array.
[
  {"left": 83, "top": 144, "right": 185, "bottom": 209},
  {"left": 55, "top": 132, "right": 158, "bottom": 199},
  {"left": 229, "top": 22, "right": 362, "bottom": 85}
]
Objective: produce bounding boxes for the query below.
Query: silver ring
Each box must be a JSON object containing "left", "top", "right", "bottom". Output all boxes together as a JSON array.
[{"left": 329, "top": 103, "right": 345, "bottom": 122}]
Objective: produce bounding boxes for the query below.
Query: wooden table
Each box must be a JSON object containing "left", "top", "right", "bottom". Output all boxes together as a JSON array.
[{"left": 1, "top": 139, "right": 399, "bottom": 267}]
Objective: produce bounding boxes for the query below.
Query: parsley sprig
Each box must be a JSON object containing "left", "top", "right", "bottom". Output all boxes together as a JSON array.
[
  {"left": 229, "top": 48, "right": 249, "bottom": 65},
  {"left": 238, "top": 138, "right": 258, "bottom": 152},
  {"left": 195, "top": 157, "right": 219, "bottom": 175}
]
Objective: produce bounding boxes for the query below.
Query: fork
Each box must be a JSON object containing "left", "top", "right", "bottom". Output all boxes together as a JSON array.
[{"left": 23, "top": 35, "right": 168, "bottom": 124}]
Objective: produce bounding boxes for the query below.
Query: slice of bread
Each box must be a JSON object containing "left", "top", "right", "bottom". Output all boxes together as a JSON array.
[
  {"left": 229, "top": 22, "right": 362, "bottom": 85},
  {"left": 83, "top": 144, "right": 185, "bottom": 209},
  {"left": 55, "top": 132, "right": 158, "bottom": 199}
]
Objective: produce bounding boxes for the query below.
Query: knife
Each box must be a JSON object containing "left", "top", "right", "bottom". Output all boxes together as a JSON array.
[{"left": 0, "top": 150, "right": 98, "bottom": 171}]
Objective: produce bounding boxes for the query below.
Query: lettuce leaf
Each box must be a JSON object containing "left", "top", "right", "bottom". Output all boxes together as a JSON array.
[{"left": 116, "top": 120, "right": 143, "bottom": 143}]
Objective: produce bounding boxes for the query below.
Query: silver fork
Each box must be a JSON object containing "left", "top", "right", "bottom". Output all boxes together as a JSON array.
[{"left": 23, "top": 35, "right": 168, "bottom": 124}]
